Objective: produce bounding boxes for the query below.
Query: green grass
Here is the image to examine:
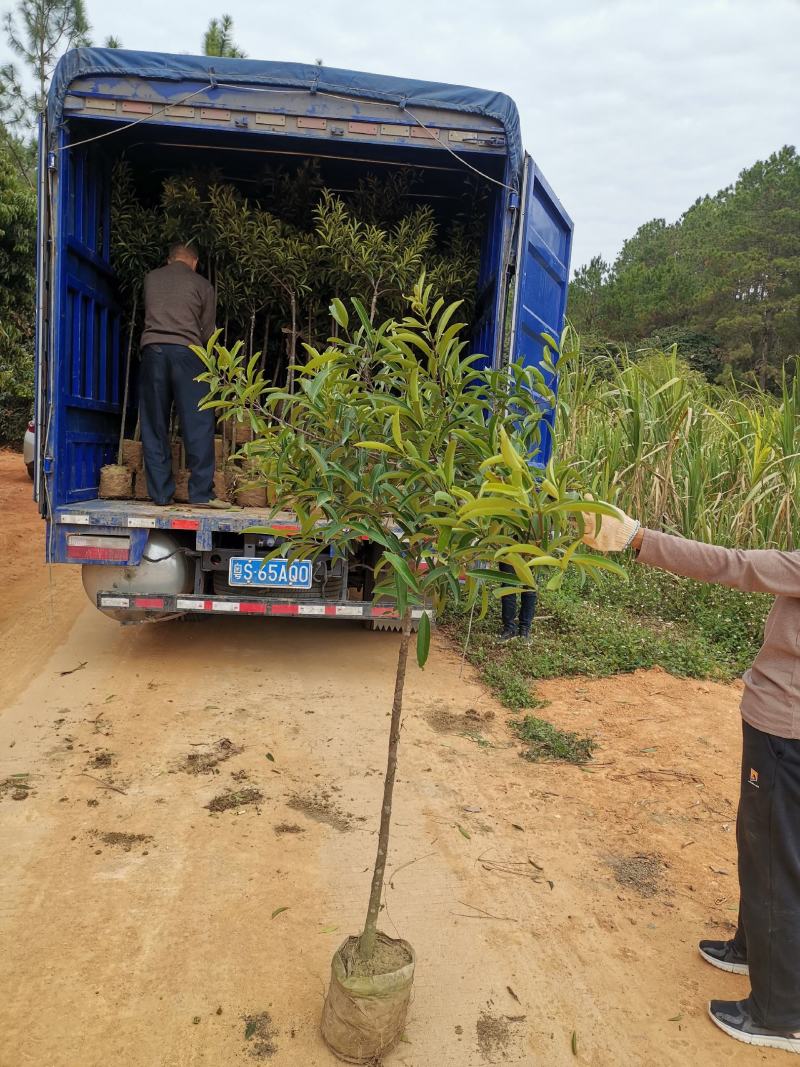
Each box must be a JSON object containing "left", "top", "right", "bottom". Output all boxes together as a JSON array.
[
  {"left": 509, "top": 715, "right": 596, "bottom": 764},
  {"left": 444, "top": 562, "right": 769, "bottom": 710}
]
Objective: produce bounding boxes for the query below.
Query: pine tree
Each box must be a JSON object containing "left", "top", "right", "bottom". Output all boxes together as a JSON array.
[
  {"left": 2, "top": 0, "right": 91, "bottom": 125},
  {"left": 202, "top": 14, "right": 245, "bottom": 58}
]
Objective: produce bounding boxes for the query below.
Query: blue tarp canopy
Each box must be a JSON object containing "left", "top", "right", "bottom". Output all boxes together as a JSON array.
[{"left": 49, "top": 48, "right": 523, "bottom": 183}]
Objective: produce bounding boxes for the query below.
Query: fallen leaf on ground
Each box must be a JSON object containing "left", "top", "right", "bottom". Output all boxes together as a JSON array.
[{"left": 60, "top": 661, "right": 87, "bottom": 676}]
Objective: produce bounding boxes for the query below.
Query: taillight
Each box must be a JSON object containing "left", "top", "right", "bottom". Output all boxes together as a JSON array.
[{"left": 27, "top": 420, "right": 34, "bottom": 433}]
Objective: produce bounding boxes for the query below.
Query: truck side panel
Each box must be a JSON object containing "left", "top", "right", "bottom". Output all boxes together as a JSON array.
[
  {"left": 509, "top": 154, "right": 573, "bottom": 466},
  {"left": 471, "top": 164, "right": 515, "bottom": 372},
  {"left": 52, "top": 138, "right": 122, "bottom": 508}
]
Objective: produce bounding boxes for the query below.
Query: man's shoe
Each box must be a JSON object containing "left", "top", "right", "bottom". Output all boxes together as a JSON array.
[
  {"left": 499, "top": 626, "right": 518, "bottom": 642},
  {"left": 518, "top": 625, "right": 531, "bottom": 642},
  {"left": 708, "top": 999, "right": 800, "bottom": 1053},
  {"left": 699, "top": 939, "right": 749, "bottom": 975},
  {"left": 191, "top": 498, "right": 241, "bottom": 511}
]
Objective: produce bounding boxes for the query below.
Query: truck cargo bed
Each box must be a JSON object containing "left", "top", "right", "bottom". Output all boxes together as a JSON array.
[{"left": 55, "top": 497, "right": 305, "bottom": 550}]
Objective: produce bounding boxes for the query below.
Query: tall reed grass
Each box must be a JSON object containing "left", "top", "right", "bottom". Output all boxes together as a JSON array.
[{"left": 557, "top": 329, "right": 800, "bottom": 549}]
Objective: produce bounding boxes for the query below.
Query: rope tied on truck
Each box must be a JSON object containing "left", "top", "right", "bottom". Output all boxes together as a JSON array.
[{"left": 51, "top": 83, "right": 215, "bottom": 152}]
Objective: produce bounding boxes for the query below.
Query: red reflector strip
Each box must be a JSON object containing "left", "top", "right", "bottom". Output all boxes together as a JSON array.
[
  {"left": 270, "top": 604, "right": 299, "bottom": 615},
  {"left": 67, "top": 546, "right": 129, "bottom": 561},
  {"left": 324, "top": 605, "right": 338, "bottom": 616},
  {"left": 239, "top": 602, "right": 267, "bottom": 614},
  {"left": 133, "top": 597, "right": 165, "bottom": 609},
  {"left": 171, "top": 519, "right": 199, "bottom": 531},
  {"left": 372, "top": 607, "right": 400, "bottom": 618}
]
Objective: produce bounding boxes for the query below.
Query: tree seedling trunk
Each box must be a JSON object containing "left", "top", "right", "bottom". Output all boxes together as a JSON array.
[
  {"left": 358, "top": 607, "right": 412, "bottom": 961},
  {"left": 320, "top": 607, "right": 416, "bottom": 1063},
  {"left": 116, "top": 289, "right": 139, "bottom": 465},
  {"left": 286, "top": 293, "right": 298, "bottom": 394}
]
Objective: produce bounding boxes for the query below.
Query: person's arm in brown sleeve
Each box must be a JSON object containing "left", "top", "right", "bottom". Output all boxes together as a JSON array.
[
  {"left": 199, "top": 279, "right": 217, "bottom": 346},
  {"left": 582, "top": 510, "right": 800, "bottom": 596},
  {"left": 636, "top": 528, "right": 800, "bottom": 596}
]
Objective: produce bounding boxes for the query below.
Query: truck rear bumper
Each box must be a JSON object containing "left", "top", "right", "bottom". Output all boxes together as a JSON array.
[{"left": 96, "top": 591, "right": 425, "bottom": 621}]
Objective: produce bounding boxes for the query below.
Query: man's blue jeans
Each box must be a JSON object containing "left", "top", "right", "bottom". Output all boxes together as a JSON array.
[{"left": 139, "top": 343, "right": 215, "bottom": 504}]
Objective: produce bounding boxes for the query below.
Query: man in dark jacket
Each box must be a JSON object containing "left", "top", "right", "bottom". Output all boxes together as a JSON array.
[
  {"left": 582, "top": 506, "right": 800, "bottom": 1055},
  {"left": 139, "top": 242, "right": 225, "bottom": 507}
]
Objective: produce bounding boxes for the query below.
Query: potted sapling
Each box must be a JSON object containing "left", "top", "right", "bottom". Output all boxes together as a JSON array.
[{"left": 194, "top": 279, "right": 623, "bottom": 1062}]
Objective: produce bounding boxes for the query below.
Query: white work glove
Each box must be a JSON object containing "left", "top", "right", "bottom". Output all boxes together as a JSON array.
[{"left": 581, "top": 505, "right": 641, "bottom": 552}]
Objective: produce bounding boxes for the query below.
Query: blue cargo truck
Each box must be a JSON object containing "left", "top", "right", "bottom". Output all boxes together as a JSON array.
[{"left": 36, "top": 48, "right": 572, "bottom": 624}]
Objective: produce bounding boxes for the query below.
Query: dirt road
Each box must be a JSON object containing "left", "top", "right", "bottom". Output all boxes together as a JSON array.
[{"left": 0, "top": 451, "right": 783, "bottom": 1066}]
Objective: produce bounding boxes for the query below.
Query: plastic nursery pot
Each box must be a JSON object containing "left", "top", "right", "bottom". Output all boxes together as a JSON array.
[{"left": 321, "top": 933, "right": 415, "bottom": 1064}]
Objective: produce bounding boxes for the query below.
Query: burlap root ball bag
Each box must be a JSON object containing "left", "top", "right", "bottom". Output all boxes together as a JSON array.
[
  {"left": 321, "top": 934, "right": 415, "bottom": 1064},
  {"left": 99, "top": 464, "right": 133, "bottom": 499},
  {"left": 121, "top": 439, "right": 143, "bottom": 470}
]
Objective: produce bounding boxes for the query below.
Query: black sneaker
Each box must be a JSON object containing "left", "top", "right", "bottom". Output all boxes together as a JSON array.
[
  {"left": 708, "top": 999, "right": 800, "bottom": 1053},
  {"left": 699, "top": 939, "right": 749, "bottom": 975},
  {"left": 499, "top": 626, "right": 518, "bottom": 642},
  {"left": 518, "top": 626, "right": 531, "bottom": 642}
]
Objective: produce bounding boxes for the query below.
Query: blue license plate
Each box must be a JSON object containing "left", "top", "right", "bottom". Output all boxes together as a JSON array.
[{"left": 228, "top": 556, "right": 313, "bottom": 590}]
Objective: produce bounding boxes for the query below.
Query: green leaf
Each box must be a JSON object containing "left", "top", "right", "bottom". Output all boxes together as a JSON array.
[
  {"left": 499, "top": 426, "right": 523, "bottom": 472},
  {"left": 416, "top": 611, "right": 431, "bottom": 667},
  {"left": 546, "top": 570, "right": 565, "bottom": 591},
  {"left": 265, "top": 752, "right": 275, "bottom": 762},
  {"left": 384, "top": 552, "right": 421, "bottom": 594},
  {"left": 391, "top": 409, "right": 404, "bottom": 450},
  {"left": 456, "top": 824, "right": 471, "bottom": 840},
  {"left": 443, "top": 438, "right": 456, "bottom": 486},
  {"left": 330, "top": 297, "right": 349, "bottom": 330},
  {"left": 354, "top": 441, "right": 398, "bottom": 454},
  {"left": 271, "top": 906, "right": 290, "bottom": 919}
]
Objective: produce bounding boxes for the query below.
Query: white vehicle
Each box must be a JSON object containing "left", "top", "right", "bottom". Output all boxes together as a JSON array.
[{"left": 23, "top": 419, "right": 34, "bottom": 480}]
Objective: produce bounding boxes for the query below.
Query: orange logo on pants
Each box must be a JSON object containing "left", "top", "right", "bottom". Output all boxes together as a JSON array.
[{"left": 749, "top": 768, "right": 760, "bottom": 788}]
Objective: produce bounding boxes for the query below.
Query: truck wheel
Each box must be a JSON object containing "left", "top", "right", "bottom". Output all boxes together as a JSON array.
[{"left": 26, "top": 461, "right": 34, "bottom": 480}]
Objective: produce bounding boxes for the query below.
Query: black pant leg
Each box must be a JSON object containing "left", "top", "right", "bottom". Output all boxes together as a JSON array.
[
  {"left": 170, "top": 345, "right": 215, "bottom": 503},
  {"left": 738, "top": 719, "right": 800, "bottom": 1030},
  {"left": 139, "top": 345, "right": 175, "bottom": 504},
  {"left": 519, "top": 590, "right": 538, "bottom": 630},
  {"left": 499, "top": 562, "right": 517, "bottom": 630}
]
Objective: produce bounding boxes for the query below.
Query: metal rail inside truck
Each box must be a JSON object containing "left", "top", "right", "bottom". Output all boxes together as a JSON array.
[{"left": 35, "top": 48, "right": 573, "bottom": 625}]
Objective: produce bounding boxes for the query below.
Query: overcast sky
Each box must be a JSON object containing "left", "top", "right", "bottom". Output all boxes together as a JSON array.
[{"left": 3, "top": 0, "right": 798, "bottom": 269}]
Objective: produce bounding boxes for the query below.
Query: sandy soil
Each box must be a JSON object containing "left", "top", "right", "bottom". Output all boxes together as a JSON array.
[{"left": 0, "top": 450, "right": 783, "bottom": 1066}]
